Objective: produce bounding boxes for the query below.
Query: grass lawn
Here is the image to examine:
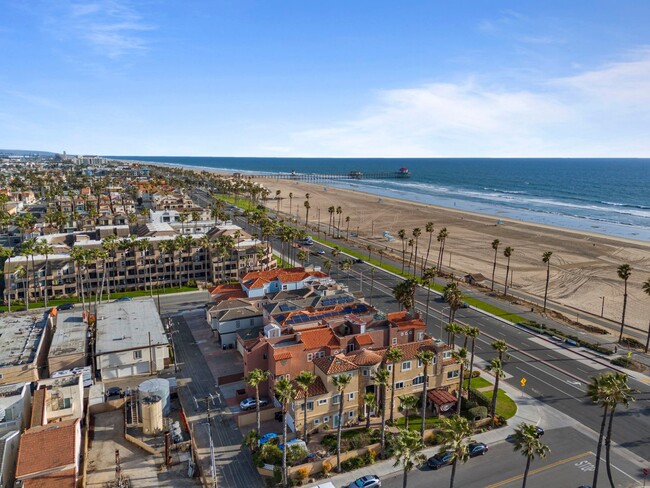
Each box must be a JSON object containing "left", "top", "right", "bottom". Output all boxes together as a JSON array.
[
  {"left": 394, "top": 415, "right": 444, "bottom": 431},
  {"left": 482, "top": 388, "right": 518, "bottom": 419},
  {"left": 463, "top": 376, "right": 492, "bottom": 390}
]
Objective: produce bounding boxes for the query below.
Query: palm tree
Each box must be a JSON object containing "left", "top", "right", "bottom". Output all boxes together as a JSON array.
[
  {"left": 339, "top": 259, "right": 352, "bottom": 288},
  {"left": 438, "top": 415, "right": 473, "bottom": 488},
  {"left": 445, "top": 323, "right": 463, "bottom": 348},
  {"left": 374, "top": 368, "right": 391, "bottom": 456},
  {"left": 452, "top": 348, "right": 469, "bottom": 414},
  {"left": 332, "top": 373, "right": 352, "bottom": 473},
  {"left": 393, "top": 428, "right": 426, "bottom": 488},
  {"left": 603, "top": 372, "right": 636, "bottom": 487},
  {"left": 244, "top": 369, "right": 270, "bottom": 437},
  {"left": 15, "top": 265, "right": 27, "bottom": 308},
  {"left": 275, "top": 189, "right": 281, "bottom": 212},
  {"left": 345, "top": 215, "right": 351, "bottom": 240},
  {"left": 138, "top": 238, "right": 154, "bottom": 296},
  {"left": 412, "top": 227, "right": 421, "bottom": 276},
  {"left": 542, "top": 251, "right": 553, "bottom": 312},
  {"left": 385, "top": 347, "right": 404, "bottom": 424},
  {"left": 588, "top": 374, "right": 613, "bottom": 488},
  {"left": 503, "top": 246, "right": 514, "bottom": 297},
  {"left": 363, "top": 392, "right": 376, "bottom": 429},
  {"left": 423, "top": 221, "right": 434, "bottom": 276},
  {"left": 274, "top": 378, "right": 296, "bottom": 488},
  {"left": 464, "top": 327, "right": 480, "bottom": 399},
  {"left": 443, "top": 281, "right": 464, "bottom": 323},
  {"left": 436, "top": 227, "right": 449, "bottom": 272},
  {"left": 392, "top": 278, "right": 418, "bottom": 313},
  {"left": 295, "top": 371, "right": 317, "bottom": 440},
  {"left": 398, "top": 229, "right": 406, "bottom": 273},
  {"left": 327, "top": 206, "right": 335, "bottom": 236},
  {"left": 616, "top": 263, "right": 632, "bottom": 343},
  {"left": 303, "top": 200, "right": 311, "bottom": 229},
  {"left": 406, "top": 239, "right": 414, "bottom": 274},
  {"left": 288, "top": 192, "right": 293, "bottom": 215},
  {"left": 398, "top": 395, "right": 419, "bottom": 430},
  {"left": 490, "top": 239, "right": 500, "bottom": 291},
  {"left": 512, "top": 423, "right": 550, "bottom": 488},
  {"left": 0, "top": 248, "right": 14, "bottom": 311},
  {"left": 37, "top": 240, "right": 54, "bottom": 308},
  {"left": 643, "top": 277, "right": 650, "bottom": 352},
  {"left": 416, "top": 350, "right": 434, "bottom": 438},
  {"left": 336, "top": 206, "right": 343, "bottom": 237},
  {"left": 485, "top": 357, "right": 506, "bottom": 428}
]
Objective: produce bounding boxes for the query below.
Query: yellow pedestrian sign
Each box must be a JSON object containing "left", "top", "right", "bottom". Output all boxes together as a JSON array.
[{"left": 520, "top": 377, "right": 527, "bottom": 387}]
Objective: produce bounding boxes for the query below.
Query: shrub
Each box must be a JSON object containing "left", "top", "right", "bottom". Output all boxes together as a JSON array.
[
  {"left": 272, "top": 467, "right": 283, "bottom": 486},
  {"left": 470, "top": 388, "right": 491, "bottom": 409},
  {"left": 468, "top": 406, "right": 488, "bottom": 421},
  {"left": 287, "top": 445, "right": 309, "bottom": 466},
  {"left": 321, "top": 461, "right": 332, "bottom": 476},
  {"left": 295, "top": 467, "right": 309, "bottom": 483},
  {"left": 621, "top": 337, "right": 644, "bottom": 349},
  {"left": 254, "top": 443, "right": 282, "bottom": 467}
]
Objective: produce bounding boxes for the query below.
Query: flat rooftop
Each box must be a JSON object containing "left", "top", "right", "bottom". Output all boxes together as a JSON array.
[
  {"left": 0, "top": 313, "right": 48, "bottom": 369},
  {"left": 49, "top": 309, "right": 88, "bottom": 358},
  {"left": 95, "top": 299, "right": 168, "bottom": 355}
]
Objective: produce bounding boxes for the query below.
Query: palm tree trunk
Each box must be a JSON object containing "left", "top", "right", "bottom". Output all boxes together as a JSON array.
[
  {"left": 403, "top": 468, "right": 408, "bottom": 488},
  {"left": 43, "top": 255, "right": 49, "bottom": 308},
  {"left": 255, "top": 384, "right": 261, "bottom": 435},
  {"left": 618, "top": 286, "right": 628, "bottom": 343},
  {"left": 543, "top": 263, "right": 550, "bottom": 311},
  {"left": 456, "top": 363, "right": 465, "bottom": 415},
  {"left": 490, "top": 374, "right": 500, "bottom": 428},
  {"left": 522, "top": 456, "right": 531, "bottom": 488},
  {"left": 303, "top": 390, "right": 308, "bottom": 441},
  {"left": 504, "top": 262, "right": 510, "bottom": 297},
  {"left": 390, "top": 369, "right": 397, "bottom": 423},
  {"left": 7, "top": 257, "right": 12, "bottom": 312},
  {"left": 467, "top": 339, "right": 476, "bottom": 400},
  {"left": 282, "top": 402, "right": 289, "bottom": 487},
  {"left": 491, "top": 249, "right": 498, "bottom": 291},
  {"left": 336, "top": 397, "right": 345, "bottom": 472},
  {"left": 421, "top": 364, "right": 428, "bottom": 438},
  {"left": 605, "top": 407, "right": 616, "bottom": 488},
  {"left": 449, "top": 458, "right": 457, "bottom": 488},
  {"left": 424, "top": 234, "right": 433, "bottom": 277},
  {"left": 380, "top": 385, "right": 387, "bottom": 456},
  {"left": 366, "top": 402, "right": 371, "bottom": 430},
  {"left": 592, "top": 404, "right": 608, "bottom": 488},
  {"left": 425, "top": 285, "right": 432, "bottom": 327}
]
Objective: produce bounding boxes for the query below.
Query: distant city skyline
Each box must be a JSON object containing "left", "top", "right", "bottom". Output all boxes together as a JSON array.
[{"left": 2, "top": 1, "right": 650, "bottom": 157}]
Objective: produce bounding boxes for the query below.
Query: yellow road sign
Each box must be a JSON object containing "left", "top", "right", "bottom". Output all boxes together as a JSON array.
[{"left": 520, "top": 377, "right": 527, "bottom": 387}]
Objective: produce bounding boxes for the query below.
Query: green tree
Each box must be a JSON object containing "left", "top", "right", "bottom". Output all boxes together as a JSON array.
[
  {"left": 443, "top": 281, "right": 463, "bottom": 323},
  {"left": 452, "top": 348, "right": 469, "bottom": 414},
  {"left": 603, "top": 372, "right": 636, "bottom": 487},
  {"left": 490, "top": 239, "right": 500, "bottom": 291},
  {"left": 436, "top": 227, "right": 449, "bottom": 272},
  {"left": 398, "top": 229, "right": 407, "bottom": 273},
  {"left": 303, "top": 200, "right": 311, "bottom": 229},
  {"left": 587, "top": 373, "right": 612, "bottom": 488},
  {"left": 416, "top": 350, "right": 434, "bottom": 439},
  {"left": 438, "top": 415, "right": 473, "bottom": 488},
  {"left": 412, "top": 227, "right": 421, "bottom": 276},
  {"left": 503, "top": 246, "right": 514, "bottom": 297},
  {"left": 616, "top": 263, "right": 632, "bottom": 343},
  {"left": 386, "top": 347, "right": 404, "bottom": 424},
  {"left": 398, "top": 395, "right": 419, "bottom": 430},
  {"left": 374, "top": 368, "right": 391, "bottom": 456},
  {"left": 274, "top": 378, "right": 296, "bottom": 487},
  {"left": 542, "top": 251, "right": 553, "bottom": 312},
  {"left": 244, "top": 369, "right": 270, "bottom": 438},
  {"left": 393, "top": 428, "right": 426, "bottom": 488},
  {"left": 485, "top": 357, "right": 506, "bottom": 428},
  {"left": 392, "top": 278, "right": 418, "bottom": 313},
  {"left": 423, "top": 221, "right": 435, "bottom": 276},
  {"left": 295, "top": 370, "right": 317, "bottom": 441},
  {"left": 464, "top": 327, "right": 480, "bottom": 399},
  {"left": 421, "top": 267, "right": 437, "bottom": 326},
  {"left": 332, "top": 373, "right": 352, "bottom": 472},
  {"left": 36, "top": 239, "right": 54, "bottom": 308},
  {"left": 363, "top": 392, "right": 376, "bottom": 430},
  {"left": 512, "top": 423, "right": 550, "bottom": 488}
]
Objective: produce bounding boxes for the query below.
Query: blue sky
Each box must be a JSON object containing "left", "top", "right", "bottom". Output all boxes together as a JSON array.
[{"left": 2, "top": 1, "right": 650, "bottom": 157}]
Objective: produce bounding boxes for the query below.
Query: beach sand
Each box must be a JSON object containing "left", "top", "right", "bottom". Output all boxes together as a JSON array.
[{"left": 257, "top": 178, "right": 650, "bottom": 331}]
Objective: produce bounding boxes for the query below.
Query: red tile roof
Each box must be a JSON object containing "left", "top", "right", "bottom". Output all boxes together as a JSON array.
[
  {"left": 299, "top": 328, "right": 340, "bottom": 350},
  {"left": 209, "top": 283, "right": 247, "bottom": 299},
  {"left": 314, "top": 354, "right": 357, "bottom": 375},
  {"left": 348, "top": 349, "right": 383, "bottom": 366},
  {"left": 242, "top": 267, "right": 328, "bottom": 289},
  {"left": 383, "top": 340, "right": 437, "bottom": 361},
  {"left": 293, "top": 376, "right": 328, "bottom": 399},
  {"left": 354, "top": 333, "right": 374, "bottom": 346},
  {"left": 427, "top": 389, "right": 458, "bottom": 407},
  {"left": 22, "top": 468, "right": 76, "bottom": 488},
  {"left": 274, "top": 350, "right": 293, "bottom": 361},
  {"left": 16, "top": 419, "right": 79, "bottom": 480}
]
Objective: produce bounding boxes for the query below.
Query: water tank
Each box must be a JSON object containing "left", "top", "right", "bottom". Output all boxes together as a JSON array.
[
  {"left": 139, "top": 378, "right": 171, "bottom": 416},
  {"left": 141, "top": 395, "right": 164, "bottom": 435}
]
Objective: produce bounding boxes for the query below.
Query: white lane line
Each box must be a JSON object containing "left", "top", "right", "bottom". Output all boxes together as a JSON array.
[{"left": 514, "top": 366, "right": 583, "bottom": 401}]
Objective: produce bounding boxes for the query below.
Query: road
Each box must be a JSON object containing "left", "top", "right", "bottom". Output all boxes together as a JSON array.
[
  {"left": 233, "top": 216, "right": 650, "bottom": 463},
  {"left": 378, "top": 427, "right": 644, "bottom": 488}
]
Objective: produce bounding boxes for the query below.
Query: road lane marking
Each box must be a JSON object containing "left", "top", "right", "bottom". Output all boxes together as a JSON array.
[{"left": 486, "top": 451, "right": 592, "bottom": 487}]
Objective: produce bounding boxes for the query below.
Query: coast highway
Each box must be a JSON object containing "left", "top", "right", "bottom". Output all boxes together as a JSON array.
[{"left": 231, "top": 215, "right": 650, "bottom": 463}]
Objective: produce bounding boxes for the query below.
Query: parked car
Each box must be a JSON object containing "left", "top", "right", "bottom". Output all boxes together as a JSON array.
[
  {"left": 259, "top": 433, "right": 279, "bottom": 445},
  {"left": 115, "top": 297, "right": 132, "bottom": 302},
  {"left": 56, "top": 303, "right": 75, "bottom": 311},
  {"left": 427, "top": 451, "right": 454, "bottom": 470},
  {"left": 349, "top": 475, "right": 381, "bottom": 488},
  {"left": 468, "top": 442, "right": 489, "bottom": 457},
  {"left": 239, "top": 397, "right": 269, "bottom": 411},
  {"left": 105, "top": 386, "right": 124, "bottom": 398},
  {"left": 355, "top": 258, "right": 364, "bottom": 264},
  {"left": 535, "top": 426, "right": 545, "bottom": 437},
  {"left": 317, "top": 250, "right": 326, "bottom": 255}
]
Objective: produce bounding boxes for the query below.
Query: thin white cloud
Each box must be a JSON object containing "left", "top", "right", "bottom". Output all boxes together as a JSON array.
[{"left": 284, "top": 50, "right": 650, "bottom": 158}]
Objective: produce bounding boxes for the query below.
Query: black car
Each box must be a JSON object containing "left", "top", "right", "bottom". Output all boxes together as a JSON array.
[
  {"left": 468, "top": 442, "right": 488, "bottom": 457},
  {"left": 355, "top": 258, "right": 364, "bottom": 264},
  {"left": 57, "top": 303, "right": 75, "bottom": 311},
  {"left": 427, "top": 451, "right": 454, "bottom": 470},
  {"left": 106, "top": 386, "right": 124, "bottom": 398},
  {"left": 535, "top": 426, "right": 545, "bottom": 437}
]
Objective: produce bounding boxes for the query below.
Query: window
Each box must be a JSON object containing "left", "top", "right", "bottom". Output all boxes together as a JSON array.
[
  {"left": 307, "top": 353, "right": 313, "bottom": 362},
  {"left": 443, "top": 351, "right": 452, "bottom": 360},
  {"left": 323, "top": 416, "right": 330, "bottom": 423},
  {"left": 413, "top": 375, "right": 425, "bottom": 386},
  {"left": 332, "top": 394, "right": 341, "bottom": 405},
  {"left": 249, "top": 319, "right": 254, "bottom": 326},
  {"left": 348, "top": 410, "right": 355, "bottom": 419},
  {"left": 391, "top": 338, "right": 397, "bottom": 345},
  {"left": 395, "top": 381, "right": 405, "bottom": 390},
  {"left": 316, "top": 351, "right": 326, "bottom": 359},
  {"left": 362, "top": 369, "right": 369, "bottom": 376},
  {"left": 401, "top": 361, "right": 412, "bottom": 372},
  {"left": 417, "top": 358, "right": 422, "bottom": 368},
  {"left": 314, "top": 418, "right": 321, "bottom": 425},
  {"left": 318, "top": 399, "right": 327, "bottom": 406},
  {"left": 133, "top": 350, "right": 142, "bottom": 360},
  {"left": 447, "top": 370, "right": 460, "bottom": 380},
  {"left": 417, "top": 332, "right": 425, "bottom": 341},
  {"left": 387, "top": 364, "right": 392, "bottom": 372},
  {"left": 348, "top": 392, "right": 355, "bottom": 401},
  {"left": 301, "top": 401, "right": 314, "bottom": 411},
  {"left": 347, "top": 343, "right": 355, "bottom": 352}
]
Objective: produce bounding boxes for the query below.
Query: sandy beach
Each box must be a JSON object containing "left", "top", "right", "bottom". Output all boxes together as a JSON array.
[{"left": 256, "top": 178, "right": 650, "bottom": 330}]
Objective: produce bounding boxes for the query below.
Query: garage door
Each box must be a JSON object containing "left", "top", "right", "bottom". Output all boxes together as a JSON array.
[{"left": 102, "top": 362, "right": 150, "bottom": 379}]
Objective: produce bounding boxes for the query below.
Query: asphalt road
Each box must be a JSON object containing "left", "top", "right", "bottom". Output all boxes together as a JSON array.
[{"left": 377, "top": 427, "right": 644, "bottom": 488}]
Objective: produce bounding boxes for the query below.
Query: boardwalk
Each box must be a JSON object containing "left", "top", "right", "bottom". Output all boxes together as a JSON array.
[{"left": 246, "top": 167, "right": 411, "bottom": 181}]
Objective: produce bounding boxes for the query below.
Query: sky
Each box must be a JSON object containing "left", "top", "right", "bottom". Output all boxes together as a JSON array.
[{"left": 2, "top": 1, "right": 650, "bottom": 157}]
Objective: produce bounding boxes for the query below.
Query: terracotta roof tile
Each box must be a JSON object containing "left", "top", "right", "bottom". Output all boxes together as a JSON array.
[
  {"left": 299, "top": 328, "right": 339, "bottom": 350},
  {"left": 293, "top": 376, "right": 328, "bottom": 399},
  {"left": 383, "top": 340, "right": 436, "bottom": 361},
  {"left": 242, "top": 267, "right": 328, "bottom": 289},
  {"left": 313, "top": 354, "right": 357, "bottom": 375},
  {"left": 16, "top": 419, "right": 79, "bottom": 480},
  {"left": 274, "top": 350, "right": 293, "bottom": 361},
  {"left": 22, "top": 468, "right": 76, "bottom": 488},
  {"left": 348, "top": 349, "right": 383, "bottom": 366},
  {"left": 354, "top": 333, "right": 374, "bottom": 346},
  {"left": 427, "top": 389, "right": 458, "bottom": 407}
]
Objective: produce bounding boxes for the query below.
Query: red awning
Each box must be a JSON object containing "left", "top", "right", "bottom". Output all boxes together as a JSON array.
[{"left": 427, "top": 389, "right": 457, "bottom": 408}]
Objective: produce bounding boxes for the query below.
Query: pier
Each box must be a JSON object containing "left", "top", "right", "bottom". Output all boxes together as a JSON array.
[{"left": 248, "top": 167, "right": 411, "bottom": 181}]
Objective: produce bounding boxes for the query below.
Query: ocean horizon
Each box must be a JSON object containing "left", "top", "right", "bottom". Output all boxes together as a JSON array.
[{"left": 110, "top": 156, "right": 650, "bottom": 242}]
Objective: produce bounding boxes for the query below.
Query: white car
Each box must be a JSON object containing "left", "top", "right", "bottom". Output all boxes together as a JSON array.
[
  {"left": 239, "top": 397, "right": 269, "bottom": 411},
  {"left": 349, "top": 475, "right": 381, "bottom": 488}
]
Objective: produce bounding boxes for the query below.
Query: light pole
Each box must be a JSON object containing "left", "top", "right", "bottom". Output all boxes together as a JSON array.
[
  {"left": 600, "top": 296, "right": 605, "bottom": 318},
  {"left": 439, "top": 306, "right": 451, "bottom": 341}
]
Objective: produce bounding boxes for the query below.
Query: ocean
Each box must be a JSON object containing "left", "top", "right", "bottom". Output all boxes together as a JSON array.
[{"left": 113, "top": 157, "right": 650, "bottom": 242}]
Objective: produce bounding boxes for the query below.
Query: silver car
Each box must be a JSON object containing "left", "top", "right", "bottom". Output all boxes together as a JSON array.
[{"left": 349, "top": 475, "right": 381, "bottom": 488}]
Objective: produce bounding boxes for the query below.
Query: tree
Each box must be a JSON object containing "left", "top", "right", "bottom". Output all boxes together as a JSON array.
[
  {"left": 415, "top": 350, "right": 434, "bottom": 438},
  {"left": 363, "top": 392, "right": 376, "bottom": 430},
  {"left": 36, "top": 240, "right": 54, "bottom": 308},
  {"left": 339, "top": 259, "right": 352, "bottom": 288},
  {"left": 412, "top": 227, "right": 421, "bottom": 276},
  {"left": 503, "top": 246, "right": 514, "bottom": 297},
  {"left": 541, "top": 251, "right": 553, "bottom": 312},
  {"left": 643, "top": 277, "right": 650, "bottom": 352},
  {"left": 15, "top": 264, "right": 27, "bottom": 307},
  {"left": 332, "top": 373, "right": 352, "bottom": 473},
  {"left": 423, "top": 221, "right": 435, "bottom": 276},
  {"left": 374, "top": 368, "right": 391, "bottom": 456},
  {"left": 436, "top": 227, "right": 449, "bottom": 272},
  {"left": 603, "top": 373, "right": 636, "bottom": 487},
  {"left": 336, "top": 206, "right": 343, "bottom": 237},
  {"left": 327, "top": 206, "right": 335, "bottom": 236},
  {"left": 303, "top": 200, "right": 310, "bottom": 229},
  {"left": 588, "top": 374, "right": 612, "bottom": 488},
  {"left": 392, "top": 278, "right": 418, "bottom": 313},
  {"left": 438, "top": 415, "right": 473, "bottom": 488},
  {"left": 297, "top": 249, "right": 308, "bottom": 266},
  {"left": 616, "top": 263, "right": 632, "bottom": 343},
  {"left": 485, "top": 357, "right": 506, "bottom": 428},
  {"left": 295, "top": 371, "right": 317, "bottom": 441},
  {"left": 398, "top": 229, "right": 407, "bottom": 273},
  {"left": 490, "top": 239, "right": 500, "bottom": 291},
  {"left": 443, "top": 281, "right": 464, "bottom": 323},
  {"left": 0, "top": 248, "right": 14, "bottom": 311},
  {"left": 345, "top": 215, "right": 351, "bottom": 240},
  {"left": 398, "top": 395, "right": 418, "bottom": 430},
  {"left": 385, "top": 347, "right": 404, "bottom": 424},
  {"left": 288, "top": 192, "right": 293, "bottom": 215},
  {"left": 274, "top": 378, "right": 296, "bottom": 487},
  {"left": 244, "top": 369, "right": 270, "bottom": 438},
  {"left": 512, "top": 423, "right": 550, "bottom": 488},
  {"left": 464, "top": 327, "right": 480, "bottom": 400},
  {"left": 445, "top": 323, "right": 463, "bottom": 349},
  {"left": 421, "top": 267, "right": 436, "bottom": 326},
  {"left": 275, "top": 189, "right": 281, "bottom": 212},
  {"left": 452, "top": 348, "right": 469, "bottom": 414},
  {"left": 393, "top": 428, "right": 426, "bottom": 488}
]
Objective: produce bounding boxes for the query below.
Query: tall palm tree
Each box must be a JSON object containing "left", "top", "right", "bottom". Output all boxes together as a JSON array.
[
  {"left": 512, "top": 423, "right": 550, "bottom": 488},
  {"left": 15, "top": 265, "right": 27, "bottom": 308},
  {"left": 138, "top": 238, "right": 154, "bottom": 296},
  {"left": 490, "top": 239, "right": 500, "bottom": 291},
  {"left": 374, "top": 368, "right": 391, "bottom": 456},
  {"left": 345, "top": 215, "right": 351, "bottom": 240},
  {"left": 327, "top": 206, "right": 335, "bottom": 236},
  {"left": 244, "top": 369, "right": 270, "bottom": 437},
  {"left": 542, "top": 251, "right": 553, "bottom": 312},
  {"left": 503, "top": 246, "right": 514, "bottom": 297},
  {"left": 464, "top": 327, "right": 480, "bottom": 399},
  {"left": 275, "top": 189, "right": 281, "bottom": 212},
  {"left": 423, "top": 221, "right": 434, "bottom": 276},
  {"left": 0, "top": 247, "right": 14, "bottom": 312},
  {"left": 385, "top": 347, "right": 404, "bottom": 424},
  {"left": 421, "top": 267, "right": 437, "bottom": 326},
  {"left": 274, "top": 378, "right": 296, "bottom": 488},
  {"left": 295, "top": 370, "right": 317, "bottom": 440},
  {"left": 416, "top": 350, "right": 434, "bottom": 438},
  {"left": 363, "top": 392, "right": 376, "bottom": 430},
  {"left": 616, "top": 263, "right": 632, "bottom": 343},
  {"left": 332, "top": 373, "right": 352, "bottom": 473},
  {"left": 37, "top": 240, "right": 54, "bottom": 308},
  {"left": 452, "top": 348, "right": 469, "bottom": 414},
  {"left": 101, "top": 235, "right": 118, "bottom": 300},
  {"left": 393, "top": 428, "right": 426, "bottom": 488},
  {"left": 339, "top": 259, "right": 352, "bottom": 288},
  {"left": 436, "top": 227, "right": 449, "bottom": 272},
  {"left": 443, "top": 281, "right": 464, "bottom": 323},
  {"left": 398, "top": 229, "right": 407, "bottom": 273},
  {"left": 445, "top": 323, "right": 463, "bottom": 349},
  {"left": 398, "top": 395, "right": 419, "bottom": 430},
  {"left": 604, "top": 372, "right": 636, "bottom": 487},
  {"left": 392, "top": 278, "right": 418, "bottom": 313},
  {"left": 336, "top": 206, "right": 343, "bottom": 237},
  {"left": 412, "top": 227, "right": 421, "bottom": 276},
  {"left": 587, "top": 374, "right": 613, "bottom": 488},
  {"left": 21, "top": 238, "right": 39, "bottom": 305},
  {"left": 485, "top": 357, "right": 505, "bottom": 428},
  {"left": 303, "top": 200, "right": 311, "bottom": 229},
  {"left": 438, "top": 415, "right": 473, "bottom": 488},
  {"left": 643, "top": 277, "right": 650, "bottom": 352}
]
